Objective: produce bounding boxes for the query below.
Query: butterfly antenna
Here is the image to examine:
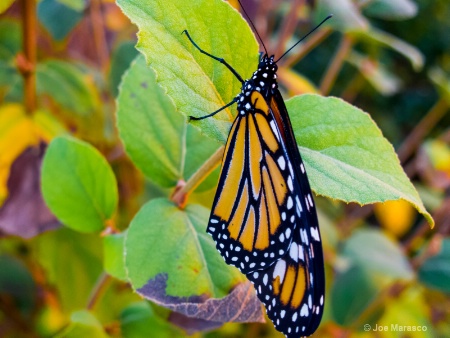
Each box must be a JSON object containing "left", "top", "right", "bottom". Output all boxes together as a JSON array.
[
  {"left": 275, "top": 14, "right": 333, "bottom": 63},
  {"left": 237, "top": 0, "right": 268, "bottom": 56}
]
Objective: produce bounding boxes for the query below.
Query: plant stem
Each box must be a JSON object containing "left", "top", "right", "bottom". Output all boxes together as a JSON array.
[
  {"left": 86, "top": 272, "right": 112, "bottom": 310},
  {"left": 320, "top": 35, "right": 353, "bottom": 95},
  {"left": 397, "top": 98, "right": 449, "bottom": 163},
  {"left": 171, "top": 146, "right": 224, "bottom": 208},
  {"left": 282, "top": 28, "right": 332, "bottom": 68},
  {"left": 21, "top": 0, "right": 37, "bottom": 114},
  {"left": 274, "top": 0, "right": 303, "bottom": 58},
  {"left": 89, "top": 0, "right": 109, "bottom": 71}
]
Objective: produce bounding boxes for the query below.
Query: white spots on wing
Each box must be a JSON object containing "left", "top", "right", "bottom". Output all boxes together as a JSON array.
[
  {"left": 273, "top": 260, "right": 286, "bottom": 283},
  {"left": 279, "top": 233, "right": 285, "bottom": 243},
  {"left": 260, "top": 81, "right": 265, "bottom": 87},
  {"left": 245, "top": 256, "right": 249, "bottom": 262},
  {"left": 286, "top": 228, "right": 291, "bottom": 239},
  {"left": 290, "top": 215, "right": 295, "bottom": 223},
  {"left": 290, "top": 242, "right": 298, "bottom": 262},
  {"left": 287, "top": 196, "right": 293, "bottom": 209},
  {"left": 281, "top": 212, "right": 286, "bottom": 221},
  {"left": 235, "top": 246, "right": 241, "bottom": 252},
  {"left": 320, "top": 295, "right": 324, "bottom": 306},
  {"left": 245, "top": 103, "right": 251, "bottom": 110},
  {"left": 308, "top": 295, "right": 312, "bottom": 309},
  {"left": 308, "top": 193, "right": 314, "bottom": 208},
  {"left": 249, "top": 262, "right": 256, "bottom": 269},
  {"left": 292, "top": 312, "right": 298, "bottom": 322},
  {"left": 279, "top": 249, "right": 284, "bottom": 255},
  {"left": 287, "top": 175, "right": 293, "bottom": 191},
  {"left": 298, "top": 244, "right": 304, "bottom": 261},
  {"left": 277, "top": 156, "right": 286, "bottom": 170},
  {"left": 300, "top": 163, "right": 305, "bottom": 173},
  {"left": 219, "top": 243, "right": 224, "bottom": 249},
  {"left": 288, "top": 161, "right": 294, "bottom": 176},
  {"left": 263, "top": 73, "right": 268, "bottom": 78},
  {"left": 231, "top": 256, "right": 238, "bottom": 262},
  {"left": 270, "top": 120, "right": 280, "bottom": 141},
  {"left": 253, "top": 272, "right": 259, "bottom": 279},
  {"left": 311, "top": 227, "right": 320, "bottom": 242},
  {"left": 210, "top": 219, "right": 219, "bottom": 224},
  {"left": 280, "top": 310, "right": 286, "bottom": 319},
  {"left": 263, "top": 274, "right": 268, "bottom": 286},
  {"left": 300, "top": 304, "right": 309, "bottom": 317}
]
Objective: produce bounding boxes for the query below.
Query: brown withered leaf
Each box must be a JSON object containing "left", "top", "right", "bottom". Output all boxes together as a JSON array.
[
  {"left": 0, "top": 144, "right": 59, "bottom": 238},
  {"left": 136, "top": 274, "right": 264, "bottom": 333}
]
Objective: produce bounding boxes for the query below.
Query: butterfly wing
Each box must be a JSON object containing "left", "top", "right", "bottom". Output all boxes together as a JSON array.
[{"left": 207, "top": 91, "right": 300, "bottom": 274}]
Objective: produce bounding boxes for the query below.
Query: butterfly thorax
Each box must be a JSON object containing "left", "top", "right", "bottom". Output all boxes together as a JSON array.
[{"left": 235, "top": 55, "right": 278, "bottom": 115}]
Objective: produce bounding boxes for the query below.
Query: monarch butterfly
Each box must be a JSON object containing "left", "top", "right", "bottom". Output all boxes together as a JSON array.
[{"left": 184, "top": 4, "right": 331, "bottom": 337}]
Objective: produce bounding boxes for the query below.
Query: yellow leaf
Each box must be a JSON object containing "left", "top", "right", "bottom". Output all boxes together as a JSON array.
[
  {"left": 278, "top": 67, "right": 319, "bottom": 95},
  {"left": 0, "top": 104, "right": 39, "bottom": 204},
  {"left": 374, "top": 200, "right": 416, "bottom": 237}
]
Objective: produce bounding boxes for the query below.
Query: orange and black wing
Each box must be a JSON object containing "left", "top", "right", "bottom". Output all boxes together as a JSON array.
[
  {"left": 207, "top": 91, "right": 300, "bottom": 274},
  {"left": 246, "top": 90, "right": 325, "bottom": 337}
]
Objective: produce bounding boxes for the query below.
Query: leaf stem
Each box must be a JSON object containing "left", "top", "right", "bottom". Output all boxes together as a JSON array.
[
  {"left": 20, "top": 0, "right": 37, "bottom": 114},
  {"left": 397, "top": 98, "right": 449, "bottom": 163},
  {"left": 320, "top": 35, "right": 353, "bottom": 95},
  {"left": 86, "top": 272, "right": 112, "bottom": 310},
  {"left": 171, "top": 146, "right": 224, "bottom": 208}
]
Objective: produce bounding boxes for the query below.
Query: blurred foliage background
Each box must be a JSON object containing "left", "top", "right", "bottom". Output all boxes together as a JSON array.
[{"left": 0, "top": 0, "right": 449, "bottom": 337}]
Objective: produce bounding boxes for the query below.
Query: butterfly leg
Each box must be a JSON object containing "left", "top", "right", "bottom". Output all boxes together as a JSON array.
[
  {"left": 189, "top": 98, "right": 237, "bottom": 121},
  {"left": 182, "top": 30, "right": 244, "bottom": 83}
]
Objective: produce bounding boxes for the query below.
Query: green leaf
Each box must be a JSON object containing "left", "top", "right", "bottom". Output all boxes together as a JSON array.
[
  {"left": 0, "top": 20, "right": 22, "bottom": 60},
  {"left": 117, "top": 55, "right": 220, "bottom": 190},
  {"left": 56, "top": 311, "right": 109, "bottom": 338},
  {"left": 36, "top": 60, "right": 98, "bottom": 116},
  {"left": 314, "top": 0, "right": 369, "bottom": 31},
  {"left": 347, "top": 51, "right": 402, "bottom": 96},
  {"left": 37, "top": 0, "right": 83, "bottom": 40},
  {"left": 418, "top": 238, "right": 450, "bottom": 293},
  {"left": 342, "top": 228, "right": 414, "bottom": 280},
  {"left": 109, "top": 40, "right": 139, "bottom": 97},
  {"left": 0, "top": 255, "right": 36, "bottom": 317},
  {"left": 121, "top": 301, "right": 184, "bottom": 338},
  {"left": 363, "top": 0, "right": 418, "bottom": 21},
  {"left": 42, "top": 136, "right": 118, "bottom": 233},
  {"left": 331, "top": 264, "right": 383, "bottom": 326},
  {"left": 286, "top": 94, "right": 433, "bottom": 226},
  {"left": 117, "top": 0, "right": 259, "bottom": 143},
  {"left": 32, "top": 227, "right": 103, "bottom": 312},
  {"left": 103, "top": 233, "right": 127, "bottom": 281},
  {"left": 0, "top": 0, "right": 15, "bottom": 14},
  {"left": 349, "top": 27, "right": 424, "bottom": 71},
  {"left": 125, "top": 198, "right": 243, "bottom": 297}
]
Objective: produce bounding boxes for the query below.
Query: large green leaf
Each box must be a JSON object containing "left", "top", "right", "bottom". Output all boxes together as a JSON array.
[
  {"left": 42, "top": 136, "right": 118, "bottom": 232},
  {"left": 125, "top": 198, "right": 243, "bottom": 296},
  {"left": 117, "top": 55, "right": 220, "bottom": 190},
  {"left": 124, "top": 198, "right": 263, "bottom": 324},
  {"left": 342, "top": 228, "right": 414, "bottom": 280},
  {"left": 117, "top": 0, "right": 259, "bottom": 143},
  {"left": 287, "top": 94, "right": 433, "bottom": 226}
]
